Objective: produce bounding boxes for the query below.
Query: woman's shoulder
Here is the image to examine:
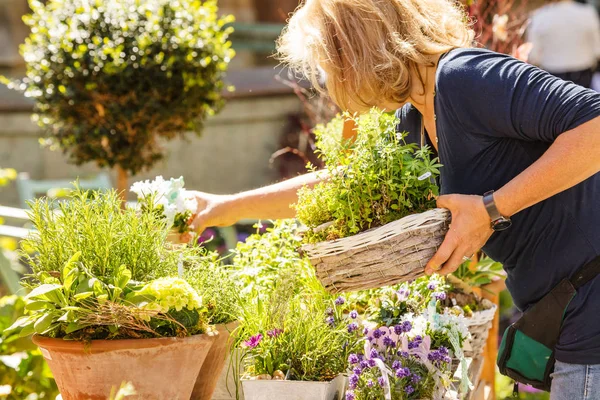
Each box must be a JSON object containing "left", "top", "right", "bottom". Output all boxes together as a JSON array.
[
  {"left": 438, "top": 47, "right": 520, "bottom": 82},
  {"left": 436, "top": 47, "right": 537, "bottom": 104}
]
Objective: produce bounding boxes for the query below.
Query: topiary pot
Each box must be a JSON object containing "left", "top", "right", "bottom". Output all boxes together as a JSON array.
[
  {"left": 33, "top": 333, "right": 216, "bottom": 400},
  {"left": 191, "top": 321, "right": 239, "bottom": 400}
]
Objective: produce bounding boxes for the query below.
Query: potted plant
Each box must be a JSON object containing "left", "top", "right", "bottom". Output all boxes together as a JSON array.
[
  {"left": 236, "top": 277, "right": 362, "bottom": 400},
  {"left": 1, "top": 0, "right": 234, "bottom": 194},
  {"left": 4, "top": 188, "right": 217, "bottom": 399},
  {"left": 294, "top": 110, "right": 446, "bottom": 293},
  {"left": 183, "top": 250, "right": 242, "bottom": 400},
  {"left": 367, "top": 274, "right": 496, "bottom": 360},
  {"left": 348, "top": 308, "right": 469, "bottom": 400}
]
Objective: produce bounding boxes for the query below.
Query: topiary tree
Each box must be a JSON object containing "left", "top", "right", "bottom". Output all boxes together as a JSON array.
[{"left": 2, "top": 0, "right": 234, "bottom": 195}]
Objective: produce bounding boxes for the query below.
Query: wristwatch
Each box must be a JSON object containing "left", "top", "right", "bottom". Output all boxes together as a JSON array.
[{"left": 483, "top": 190, "right": 512, "bottom": 231}]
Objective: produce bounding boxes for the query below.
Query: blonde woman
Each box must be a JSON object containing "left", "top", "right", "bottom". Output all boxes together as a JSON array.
[{"left": 186, "top": 1, "right": 600, "bottom": 397}]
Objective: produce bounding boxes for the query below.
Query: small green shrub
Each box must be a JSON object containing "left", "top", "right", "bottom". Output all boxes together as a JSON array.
[
  {"left": 22, "top": 188, "right": 175, "bottom": 282},
  {"left": 183, "top": 249, "right": 241, "bottom": 325},
  {"left": 295, "top": 109, "right": 441, "bottom": 243},
  {"left": 230, "top": 221, "right": 314, "bottom": 297},
  {"left": 4, "top": 0, "right": 234, "bottom": 175}
]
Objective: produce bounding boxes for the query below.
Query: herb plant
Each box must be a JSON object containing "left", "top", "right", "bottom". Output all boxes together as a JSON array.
[
  {"left": 183, "top": 249, "right": 241, "bottom": 325},
  {"left": 22, "top": 188, "right": 175, "bottom": 282},
  {"left": 6, "top": 255, "right": 208, "bottom": 340},
  {"left": 452, "top": 256, "right": 505, "bottom": 288},
  {"left": 236, "top": 273, "right": 362, "bottom": 382},
  {"left": 2, "top": 0, "right": 234, "bottom": 176},
  {"left": 295, "top": 110, "right": 442, "bottom": 243},
  {"left": 230, "top": 220, "right": 314, "bottom": 297}
]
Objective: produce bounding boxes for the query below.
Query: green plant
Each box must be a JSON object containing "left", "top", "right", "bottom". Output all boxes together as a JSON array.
[
  {"left": 452, "top": 256, "right": 505, "bottom": 288},
  {"left": 22, "top": 187, "right": 176, "bottom": 282},
  {"left": 6, "top": 255, "right": 208, "bottom": 340},
  {"left": 0, "top": 295, "right": 59, "bottom": 400},
  {"left": 2, "top": 0, "right": 234, "bottom": 189},
  {"left": 182, "top": 248, "right": 241, "bottom": 324},
  {"left": 230, "top": 220, "right": 314, "bottom": 297},
  {"left": 295, "top": 109, "right": 441, "bottom": 243},
  {"left": 236, "top": 272, "right": 362, "bottom": 381}
]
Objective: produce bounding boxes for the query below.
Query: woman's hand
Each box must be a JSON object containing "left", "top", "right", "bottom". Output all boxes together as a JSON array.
[
  {"left": 187, "top": 191, "right": 238, "bottom": 235},
  {"left": 424, "top": 194, "right": 494, "bottom": 276}
]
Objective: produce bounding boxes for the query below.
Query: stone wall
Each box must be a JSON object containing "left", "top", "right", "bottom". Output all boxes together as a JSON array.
[{"left": 0, "top": 93, "right": 303, "bottom": 207}]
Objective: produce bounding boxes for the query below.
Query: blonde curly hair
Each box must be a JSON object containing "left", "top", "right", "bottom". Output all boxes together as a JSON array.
[{"left": 277, "top": 0, "right": 474, "bottom": 111}]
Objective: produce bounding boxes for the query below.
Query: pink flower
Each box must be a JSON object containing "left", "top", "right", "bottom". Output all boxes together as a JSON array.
[{"left": 243, "top": 334, "right": 263, "bottom": 349}]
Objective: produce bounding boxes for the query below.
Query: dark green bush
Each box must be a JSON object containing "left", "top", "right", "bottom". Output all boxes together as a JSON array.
[{"left": 5, "top": 0, "right": 234, "bottom": 174}]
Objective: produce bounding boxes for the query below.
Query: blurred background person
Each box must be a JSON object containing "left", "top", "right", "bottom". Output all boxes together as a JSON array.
[{"left": 526, "top": 0, "right": 600, "bottom": 88}]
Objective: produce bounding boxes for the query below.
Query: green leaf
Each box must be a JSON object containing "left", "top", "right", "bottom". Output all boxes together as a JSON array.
[
  {"left": 25, "top": 284, "right": 63, "bottom": 301},
  {"left": 73, "top": 292, "right": 94, "bottom": 301},
  {"left": 115, "top": 265, "right": 132, "bottom": 290},
  {"left": 61, "top": 251, "right": 81, "bottom": 282},
  {"left": 25, "top": 300, "right": 53, "bottom": 311},
  {"left": 33, "top": 313, "right": 55, "bottom": 334},
  {"left": 65, "top": 322, "right": 88, "bottom": 334}
]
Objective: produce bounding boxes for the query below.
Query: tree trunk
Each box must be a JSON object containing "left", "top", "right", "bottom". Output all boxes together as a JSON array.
[{"left": 116, "top": 166, "right": 128, "bottom": 208}]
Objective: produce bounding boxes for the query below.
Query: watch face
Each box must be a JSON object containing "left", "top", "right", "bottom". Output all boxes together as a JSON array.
[{"left": 493, "top": 218, "right": 512, "bottom": 231}]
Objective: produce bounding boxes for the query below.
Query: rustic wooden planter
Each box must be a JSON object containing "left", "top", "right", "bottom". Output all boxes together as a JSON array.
[{"left": 302, "top": 208, "right": 450, "bottom": 293}]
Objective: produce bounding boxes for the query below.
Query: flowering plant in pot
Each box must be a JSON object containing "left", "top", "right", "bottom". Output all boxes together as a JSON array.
[
  {"left": 368, "top": 274, "right": 495, "bottom": 360},
  {"left": 234, "top": 268, "right": 363, "bottom": 400},
  {"left": 4, "top": 188, "right": 217, "bottom": 400},
  {"left": 348, "top": 308, "right": 469, "bottom": 400},
  {"left": 294, "top": 110, "right": 446, "bottom": 293}
]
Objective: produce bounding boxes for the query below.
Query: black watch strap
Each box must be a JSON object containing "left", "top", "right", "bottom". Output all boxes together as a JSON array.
[{"left": 483, "top": 190, "right": 503, "bottom": 221}]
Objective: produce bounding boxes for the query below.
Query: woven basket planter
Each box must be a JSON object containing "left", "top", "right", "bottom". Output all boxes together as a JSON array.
[
  {"left": 301, "top": 208, "right": 451, "bottom": 293},
  {"left": 463, "top": 299, "right": 497, "bottom": 358}
]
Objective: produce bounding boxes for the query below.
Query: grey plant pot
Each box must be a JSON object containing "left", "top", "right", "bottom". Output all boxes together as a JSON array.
[{"left": 241, "top": 375, "right": 347, "bottom": 400}]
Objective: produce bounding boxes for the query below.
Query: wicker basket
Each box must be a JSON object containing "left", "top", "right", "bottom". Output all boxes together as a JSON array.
[
  {"left": 463, "top": 299, "right": 497, "bottom": 358},
  {"left": 301, "top": 208, "right": 451, "bottom": 293}
]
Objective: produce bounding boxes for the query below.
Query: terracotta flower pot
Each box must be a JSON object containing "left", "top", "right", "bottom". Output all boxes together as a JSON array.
[
  {"left": 191, "top": 321, "right": 239, "bottom": 400},
  {"left": 33, "top": 333, "right": 216, "bottom": 400}
]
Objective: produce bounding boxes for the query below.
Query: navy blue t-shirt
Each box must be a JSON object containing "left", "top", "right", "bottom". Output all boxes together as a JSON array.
[{"left": 396, "top": 48, "right": 600, "bottom": 364}]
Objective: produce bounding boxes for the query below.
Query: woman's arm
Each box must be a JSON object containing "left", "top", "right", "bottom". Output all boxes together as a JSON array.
[
  {"left": 188, "top": 170, "right": 326, "bottom": 234},
  {"left": 425, "top": 116, "right": 600, "bottom": 275}
]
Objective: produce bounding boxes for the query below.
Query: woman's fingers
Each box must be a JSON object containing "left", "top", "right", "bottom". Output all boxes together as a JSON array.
[{"left": 425, "top": 231, "right": 457, "bottom": 274}]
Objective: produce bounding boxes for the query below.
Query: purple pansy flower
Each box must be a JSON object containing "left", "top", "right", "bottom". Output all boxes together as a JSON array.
[
  {"left": 349, "top": 310, "right": 358, "bottom": 319},
  {"left": 405, "top": 385, "right": 415, "bottom": 394},
  {"left": 372, "top": 328, "right": 383, "bottom": 339}
]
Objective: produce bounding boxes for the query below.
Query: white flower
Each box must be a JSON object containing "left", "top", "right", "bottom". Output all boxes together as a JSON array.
[{"left": 130, "top": 176, "right": 197, "bottom": 230}]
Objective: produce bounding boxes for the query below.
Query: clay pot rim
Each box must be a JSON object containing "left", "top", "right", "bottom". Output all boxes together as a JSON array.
[{"left": 32, "top": 331, "right": 216, "bottom": 353}]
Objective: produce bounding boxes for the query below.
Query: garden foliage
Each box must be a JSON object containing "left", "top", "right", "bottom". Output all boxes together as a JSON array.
[
  {"left": 295, "top": 110, "right": 441, "bottom": 243},
  {"left": 4, "top": 0, "right": 234, "bottom": 174}
]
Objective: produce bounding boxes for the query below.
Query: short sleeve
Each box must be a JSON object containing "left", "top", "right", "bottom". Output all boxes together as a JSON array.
[{"left": 438, "top": 50, "right": 600, "bottom": 142}]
